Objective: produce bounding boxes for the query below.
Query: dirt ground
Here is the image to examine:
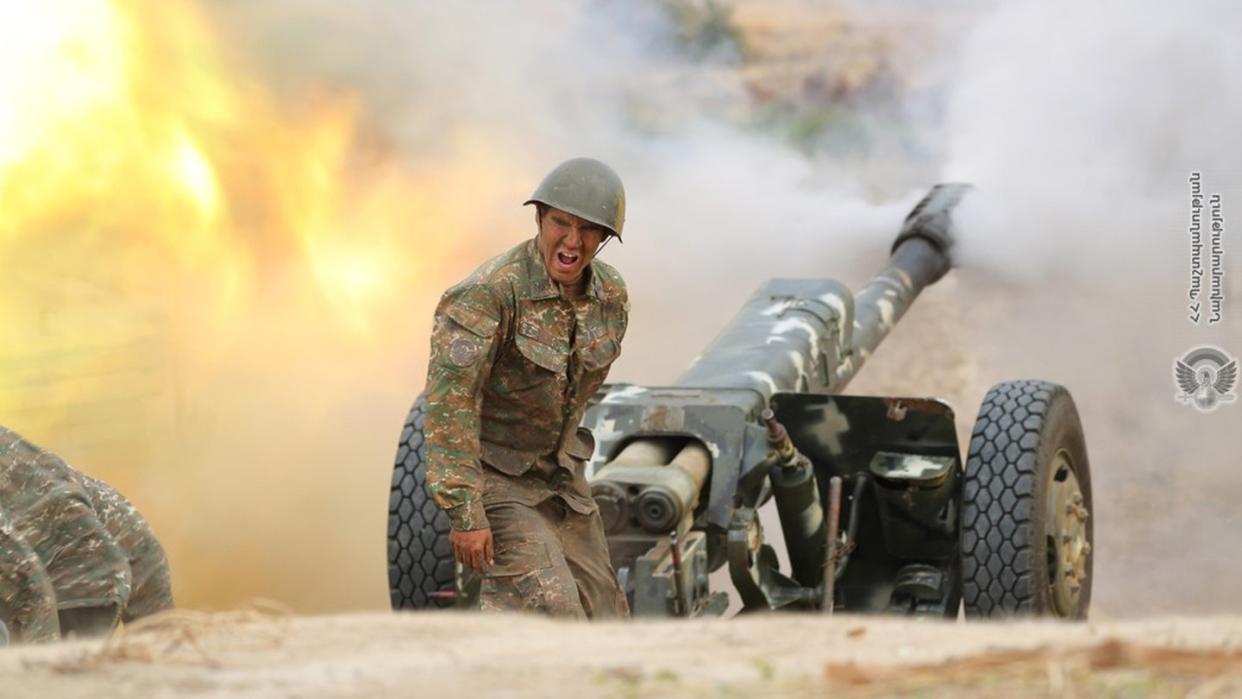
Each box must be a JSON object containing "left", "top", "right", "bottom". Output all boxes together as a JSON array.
[{"left": 3, "top": 611, "right": 1242, "bottom": 698}]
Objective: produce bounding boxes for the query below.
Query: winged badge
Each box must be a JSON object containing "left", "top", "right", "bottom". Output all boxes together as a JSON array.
[{"left": 1175, "top": 353, "right": 1237, "bottom": 412}]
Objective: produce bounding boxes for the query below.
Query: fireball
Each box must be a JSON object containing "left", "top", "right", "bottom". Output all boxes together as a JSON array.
[{"left": 0, "top": 0, "right": 520, "bottom": 610}]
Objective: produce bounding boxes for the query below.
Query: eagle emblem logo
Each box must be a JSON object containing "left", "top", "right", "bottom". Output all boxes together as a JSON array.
[{"left": 1174, "top": 345, "right": 1237, "bottom": 413}]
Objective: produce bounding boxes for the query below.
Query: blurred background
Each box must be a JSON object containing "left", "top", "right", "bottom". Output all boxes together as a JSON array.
[{"left": 1, "top": 0, "right": 1238, "bottom": 616}]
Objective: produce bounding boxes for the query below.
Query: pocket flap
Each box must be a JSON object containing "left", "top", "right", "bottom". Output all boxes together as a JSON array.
[
  {"left": 486, "top": 540, "right": 551, "bottom": 577},
  {"left": 444, "top": 303, "right": 500, "bottom": 338},
  {"left": 515, "top": 334, "right": 568, "bottom": 373},
  {"left": 564, "top": 427, "right": 596, "bottom": 461}
]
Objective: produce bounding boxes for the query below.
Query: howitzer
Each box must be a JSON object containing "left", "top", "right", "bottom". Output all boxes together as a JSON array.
[{"left": 389, "top": 184, "right": 1095, "bottom": 619}]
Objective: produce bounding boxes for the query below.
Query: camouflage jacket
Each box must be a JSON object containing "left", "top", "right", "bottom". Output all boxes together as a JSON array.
[
  {"left": 0, "top": 425, "right": 173, "bottom": 643},
  {"left": 424, "top": 237, "right": 628, "bottom": 531}
]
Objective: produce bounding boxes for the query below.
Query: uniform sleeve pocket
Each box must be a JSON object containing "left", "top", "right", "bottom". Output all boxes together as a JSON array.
[
  {"left": 444, "top": 303, "right": 500, "bottom": 338},
  {"left": 515, "top": 334, "right": 568, "bottom": 373}
]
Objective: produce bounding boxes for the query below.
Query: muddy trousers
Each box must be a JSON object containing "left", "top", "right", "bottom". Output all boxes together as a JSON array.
[{"left": 480, "top": 499, "right": 629, "bottom": 619}]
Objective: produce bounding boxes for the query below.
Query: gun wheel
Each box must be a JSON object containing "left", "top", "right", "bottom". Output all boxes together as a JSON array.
[
  {"left": 960, "top": 380, "right": 1093, "bottom": 619},
  {"left": 388, "top": 394, "right": 458, "bottom": 609}
]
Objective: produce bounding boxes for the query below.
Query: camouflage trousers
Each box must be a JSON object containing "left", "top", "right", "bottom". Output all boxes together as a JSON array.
[{"left": 479, "top": 498, "right": 629, "bottom": 619}]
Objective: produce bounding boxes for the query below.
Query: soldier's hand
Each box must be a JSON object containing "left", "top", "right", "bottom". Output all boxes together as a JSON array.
[{"left": 450, "top": 527, "right": 494, "bottom": 572}]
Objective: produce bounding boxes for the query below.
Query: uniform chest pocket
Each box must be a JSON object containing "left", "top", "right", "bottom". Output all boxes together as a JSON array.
[{"left": 515, "top": 331, "right": 569, "bottom": 374}]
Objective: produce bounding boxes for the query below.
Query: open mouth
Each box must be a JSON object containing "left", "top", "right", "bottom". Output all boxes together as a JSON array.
[{"left": 555, "top": 251, "right": 579, "bottom": 271}]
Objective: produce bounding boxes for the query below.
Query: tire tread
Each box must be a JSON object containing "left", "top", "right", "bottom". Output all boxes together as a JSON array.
[
  {"left": 961, "top": 380, "right": 1059, "bottom": 616},
  {"left": 387, "top": 395, "right": 456, "bottom": 609}
]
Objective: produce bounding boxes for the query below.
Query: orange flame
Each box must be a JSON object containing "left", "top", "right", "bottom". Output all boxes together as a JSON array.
[
  {"left": 0, "top": 0, "right": 507, "bottom": 332},
  {"left": 0, "top": 0, "right": 526, "bottom": 610}
]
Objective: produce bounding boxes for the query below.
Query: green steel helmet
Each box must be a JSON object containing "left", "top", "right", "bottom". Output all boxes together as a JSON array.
[{"left": 524, "top": 157, "right": 626, "bottom": 240}]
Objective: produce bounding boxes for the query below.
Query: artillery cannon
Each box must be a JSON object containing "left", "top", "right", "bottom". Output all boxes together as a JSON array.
[{"left": 389, "top": 183, "right": 1094, "bottom": 618}]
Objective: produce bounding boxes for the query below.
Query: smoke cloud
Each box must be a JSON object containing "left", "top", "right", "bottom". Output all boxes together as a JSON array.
[
  {"left": 139, "top": 0, "right": 924, "bottom": 611},
  {"left": 214, "top": 0, "right": 1241, "bottom": 615},
  {"left": 937, "top": 0, "right": 1242, "bottom": 614}
]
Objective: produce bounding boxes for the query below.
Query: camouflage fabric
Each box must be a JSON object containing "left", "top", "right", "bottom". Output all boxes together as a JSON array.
[
  {"left": 0, "top": 506, "right": 59, "bottom": 643},
  {"left": 424, "top": 237, "right": 628, "bottom": 531},
  {"left": 480, "top": 498, "right": 629, "bottom": 618},
  {"left": 79, "top": 475, "right": 174, "bottom": 622},
  {"left": 0, "top": 425, "right": 173, "bottom": 643}
]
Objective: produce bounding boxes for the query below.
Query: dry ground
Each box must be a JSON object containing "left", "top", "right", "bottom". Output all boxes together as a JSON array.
[{"left": 3, "top": 611, "right": 1242, "bottom": 698}]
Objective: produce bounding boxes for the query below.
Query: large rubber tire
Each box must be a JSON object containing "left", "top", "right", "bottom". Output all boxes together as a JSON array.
[
  {"left": 388, "top": 394, "right": 456, "bottom": 609},
  {"left": 961, "top": 380, "right": 1094, "bottom": 618}
]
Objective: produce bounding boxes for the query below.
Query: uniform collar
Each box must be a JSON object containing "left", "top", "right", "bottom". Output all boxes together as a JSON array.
[{"left": 525, "top": 237, "right": 603, "bottom": 301}]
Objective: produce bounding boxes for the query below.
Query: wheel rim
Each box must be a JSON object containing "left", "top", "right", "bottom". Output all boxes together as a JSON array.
[{"left": 1045, "top": 449, "right": 1090, "bottom": 616}]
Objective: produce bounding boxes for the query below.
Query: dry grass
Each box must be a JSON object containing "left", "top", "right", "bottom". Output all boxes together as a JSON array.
[{"left": 40, "top": 600, "right": 292, "bottom": 673}]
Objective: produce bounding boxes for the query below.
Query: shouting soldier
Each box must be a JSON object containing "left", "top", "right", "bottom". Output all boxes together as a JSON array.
[{"left": 423, "top": 157, "right": 630, "bottom": 618}]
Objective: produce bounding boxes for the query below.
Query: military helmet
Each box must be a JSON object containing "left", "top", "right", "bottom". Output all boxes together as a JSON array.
[{"left": 524, "top": 157, "right": 626, "bottom": 241}]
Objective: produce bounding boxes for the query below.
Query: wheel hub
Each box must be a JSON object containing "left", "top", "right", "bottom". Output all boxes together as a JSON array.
[{"left": 1046, "top": 449, "right": 1090, "bottom": 616}]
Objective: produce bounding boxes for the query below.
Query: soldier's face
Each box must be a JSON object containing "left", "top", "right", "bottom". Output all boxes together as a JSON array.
[{"left": 536, "top": 207, "right": 608, "bottom": 286}]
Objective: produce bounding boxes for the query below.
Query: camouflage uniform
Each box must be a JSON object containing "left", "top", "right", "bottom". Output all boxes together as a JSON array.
[
  {"left": 0, "top": 425, "right": 174, "bottom": 643},
  {"left": 425, "top": 237, "right": 629, "bottom": 618}
]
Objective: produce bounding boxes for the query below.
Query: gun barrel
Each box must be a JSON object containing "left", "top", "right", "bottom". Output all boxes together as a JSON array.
[
  {"left": 674, "top": 183, "right": 970, "bottom": 398},
  {"left": 844, "top": 183, "right": 969, "bottom": 382}
]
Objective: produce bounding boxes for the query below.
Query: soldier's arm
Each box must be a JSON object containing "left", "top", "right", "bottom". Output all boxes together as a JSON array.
[
  {"left": 599, "top": 265, "right": 630, "bottom": 365},
  {"left": 0, "top": 427, "right": 135, "bottom": 640},
  {"left": 0, "top": 509, "right": 60, "bottom": 643},
  {"left": 79, "top": 475, "right": 173, "bottom": 622},
  {"left": 24, "top": 450, "right": 132, "bottom": 637},
  {"left": 424, "top": 282, "right": 505, "bottom": 531},
  {"left": 615, "top": 276, "right": 630, "bottom": 345}
]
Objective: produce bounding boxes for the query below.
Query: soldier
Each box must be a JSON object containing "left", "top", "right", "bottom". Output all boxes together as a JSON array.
[
  {"left": 424, "top": 157, "right": 630, "bottom": 618},
  {"left": 0, "top": 424, "right": 173, "bottom": 643}
]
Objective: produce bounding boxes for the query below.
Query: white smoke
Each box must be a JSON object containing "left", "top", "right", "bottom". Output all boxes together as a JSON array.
[
  {"left": 186, "top": 0, "right": 923, "bottom": 611},
  {"left": 938, "top": 0, "right": 1242, "bottom": 615},
  {"left": 946, "top": 0, "right": 1242, "bottom": 286},
  {"left": 210, "top": 0, "right": 920, "bottom": 386}
]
